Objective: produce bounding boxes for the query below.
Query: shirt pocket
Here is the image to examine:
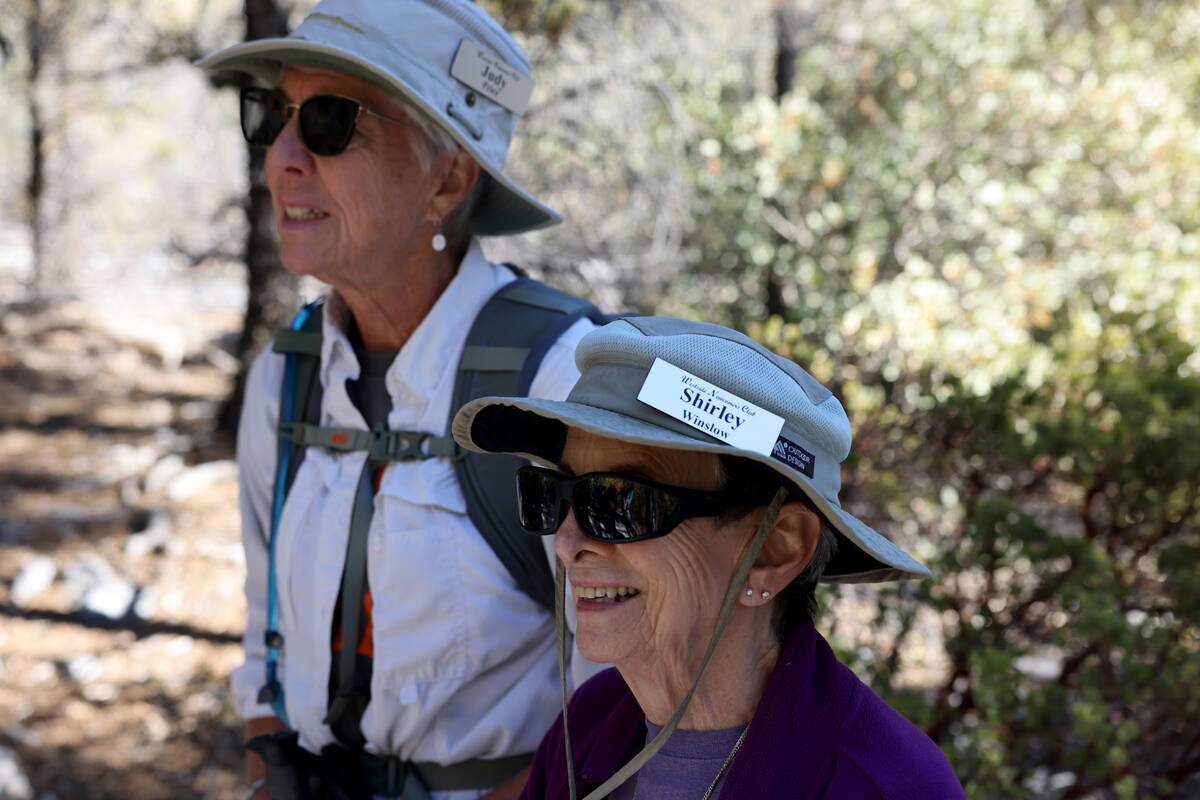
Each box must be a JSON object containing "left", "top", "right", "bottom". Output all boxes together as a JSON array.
[
  {"left": 369, "top": 460, "right": 475, "bottom": 692},
  {"left": 368, "top": 458, "right": 549, "bottom": 701}
]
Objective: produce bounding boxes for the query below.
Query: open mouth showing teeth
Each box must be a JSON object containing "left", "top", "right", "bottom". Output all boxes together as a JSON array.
[
  {"left": 574, "top": 586, "right": 640, "bottom": 603},
  {"left": 284, "top": 206, "right": 327, "bottom": 220}
]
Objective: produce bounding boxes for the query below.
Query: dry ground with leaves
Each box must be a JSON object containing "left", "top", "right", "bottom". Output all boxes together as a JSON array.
[{"left": 0, "top": 277, "right": 249, "bottom": 799}]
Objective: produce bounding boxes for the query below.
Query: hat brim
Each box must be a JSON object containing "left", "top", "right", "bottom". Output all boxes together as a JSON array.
[
  {"left": 197, "top": 39, "right": 561, "bottom": 236},
  {"left": 453, "top": 396, "right": 932, "bottom": 584}
]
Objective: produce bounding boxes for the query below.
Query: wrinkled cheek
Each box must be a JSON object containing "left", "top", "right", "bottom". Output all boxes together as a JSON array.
[
  {"left": 641, "top": 596, "right": 694, "bottom": 657},
  {"left": 364, "top": 202, "right": 414, "bottom": 256}
]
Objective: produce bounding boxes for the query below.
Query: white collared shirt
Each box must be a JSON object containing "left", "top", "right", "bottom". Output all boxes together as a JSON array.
[{"left": 233, "top": 243, "right": 598, "bottom": 797}]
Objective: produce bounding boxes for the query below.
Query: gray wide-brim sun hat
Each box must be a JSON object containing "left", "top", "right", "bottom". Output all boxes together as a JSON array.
[
  {"left": 452, "top": 316, "right": 931, "bottom": 583},
  {"left": 197, "top": 0, "right": 559, "bottom": 236}
]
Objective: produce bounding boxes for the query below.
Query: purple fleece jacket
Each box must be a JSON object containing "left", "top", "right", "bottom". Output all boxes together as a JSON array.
[{"left": 520, "top": 618, "right": 966, "bottom": 799}]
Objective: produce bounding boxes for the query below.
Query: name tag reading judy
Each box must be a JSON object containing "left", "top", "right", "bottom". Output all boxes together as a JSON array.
[
  {"left": 637, "top": 358, "right": 785, "bottom": 456},
  {"left": 450, "top": 40, "right": 532, "bottom": 115}
]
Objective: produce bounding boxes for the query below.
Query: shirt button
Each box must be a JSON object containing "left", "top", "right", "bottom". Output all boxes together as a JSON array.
[{"left": 370, "top": 535, "right": 382, "bottom": 554}]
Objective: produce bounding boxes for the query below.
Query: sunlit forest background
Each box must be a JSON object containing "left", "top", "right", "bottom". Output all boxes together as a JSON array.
[{"left": 1, "top": 0, "right": 1198, "bottom": 797}]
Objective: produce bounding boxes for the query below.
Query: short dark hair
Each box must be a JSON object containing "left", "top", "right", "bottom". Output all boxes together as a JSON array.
[{"left": 718, "top": 456, "right": 837, "bottom": 643}]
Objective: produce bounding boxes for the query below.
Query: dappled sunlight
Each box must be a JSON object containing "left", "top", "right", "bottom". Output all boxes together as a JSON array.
[{"left": 1, "top": 0, "right": 1198, "bottom": 796}]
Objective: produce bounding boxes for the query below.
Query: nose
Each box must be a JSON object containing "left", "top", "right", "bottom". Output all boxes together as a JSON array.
[
  {"left": 264, "top": 107, "right": 314, "bottom": 178},
  {"left": 554, "top": 509, "right": 601, "bottom": 566}
]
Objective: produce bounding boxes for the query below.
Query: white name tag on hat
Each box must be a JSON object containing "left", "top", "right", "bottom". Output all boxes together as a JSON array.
[
  {"left": 450, "top": 40, "right": 532, "bottom": 115},
  {"left": 637, "top": 358, "right": 785, "bottom": 456}
]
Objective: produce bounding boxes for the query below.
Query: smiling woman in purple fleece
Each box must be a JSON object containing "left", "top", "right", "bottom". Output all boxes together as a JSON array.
[{"left": 452, "top": 316, "right": 966, "bottom": 800}]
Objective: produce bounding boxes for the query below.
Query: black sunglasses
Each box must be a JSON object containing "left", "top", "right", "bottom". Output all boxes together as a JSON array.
[
  {"left": 239, "top": 87, "right": 416, "bottom": 156},
  {"left": 516, "top": 466, "right": 752, "bottom": 543}
]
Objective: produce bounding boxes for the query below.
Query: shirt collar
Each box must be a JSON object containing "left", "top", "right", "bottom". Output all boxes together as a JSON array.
[
  {"left": 316, "top": 241, "right": 512, "bottom": 427},
  {"left": 386, "top": 240, "right": 509, "bottom": 405}
]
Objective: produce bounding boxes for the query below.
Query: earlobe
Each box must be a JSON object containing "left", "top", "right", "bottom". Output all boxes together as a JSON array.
[{"left": 739, "top": 586, "right": 772, "bottom": 606}]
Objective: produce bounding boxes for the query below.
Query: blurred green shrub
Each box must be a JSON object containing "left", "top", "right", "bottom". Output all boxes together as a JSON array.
[
  {"left": 657, "top": 0, "right": 1200, "bottom": 795},
  {"left": 834, "top": 305, "right": 1200, "bottom": 798},
  {"left": 479, "top": 0, "right": 583, "bottom": 41}
]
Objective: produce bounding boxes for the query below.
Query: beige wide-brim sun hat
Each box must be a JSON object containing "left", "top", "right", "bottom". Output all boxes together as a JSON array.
[
  {"left": 453, "top": 316, "right": 931, "bottom": 583},
  {"left": 197, "top": 0, "right": 560, "bottom": 236}
]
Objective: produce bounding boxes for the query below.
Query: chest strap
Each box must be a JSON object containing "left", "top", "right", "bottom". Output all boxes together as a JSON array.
[{"left": 279, "top": 421, "right": 459, "bottom": 461}]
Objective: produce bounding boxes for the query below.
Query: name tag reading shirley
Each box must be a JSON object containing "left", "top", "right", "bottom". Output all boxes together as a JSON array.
[{"left": 637, "top": 358, "right": 784, "bottom": 456}]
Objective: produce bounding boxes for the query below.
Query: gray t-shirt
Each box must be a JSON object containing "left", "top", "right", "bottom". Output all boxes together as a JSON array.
[
  {"left": 612, "top": 723, "right": 747, "bottom": 800},
  {"left": 346, "top": 336, "right": 397, "bottom": 430}
]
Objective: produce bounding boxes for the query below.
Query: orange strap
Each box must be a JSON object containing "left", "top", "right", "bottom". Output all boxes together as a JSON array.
[{"left": 332, "top": 589, "right": 375, "bottom": 658}]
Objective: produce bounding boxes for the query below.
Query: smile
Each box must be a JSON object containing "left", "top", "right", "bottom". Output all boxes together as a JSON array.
[
  {"left": 283, "top": 206, "right": 327, "bottom": 220},
  {"left": 574, "top": 586, "right": 640, "bottom": 603}
]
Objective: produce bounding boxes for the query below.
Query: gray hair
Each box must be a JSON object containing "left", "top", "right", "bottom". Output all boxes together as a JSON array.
[{"left": 396, "top": 101, "right": 490, "bottom": 249}]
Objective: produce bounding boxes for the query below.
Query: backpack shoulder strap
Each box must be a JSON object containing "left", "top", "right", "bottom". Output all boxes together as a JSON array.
[
  {"left": 452, "top": 277, "right": 607, "bottom": 611},
  {"left": 258, "top": 300, "right": 325, "bottom": 724},
  {"left": 272, "top": 302, "right": 326, "bottom": 496}
]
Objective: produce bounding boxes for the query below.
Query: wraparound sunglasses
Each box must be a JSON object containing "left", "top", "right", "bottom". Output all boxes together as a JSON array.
[
  {"left": 516, "top": 465, "right": 754, "bottom": 543},
  {"left": 239, "top": 86, "right": 417, "bottom": 156}
]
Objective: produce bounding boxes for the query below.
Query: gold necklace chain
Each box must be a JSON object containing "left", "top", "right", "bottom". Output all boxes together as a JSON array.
[{"left": 698, "top": 725, "right": 748, "bottom": 800}]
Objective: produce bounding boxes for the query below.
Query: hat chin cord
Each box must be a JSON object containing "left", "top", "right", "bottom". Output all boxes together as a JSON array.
[{"left": 555, "top": 487, "right": 789, "bottom": 800}]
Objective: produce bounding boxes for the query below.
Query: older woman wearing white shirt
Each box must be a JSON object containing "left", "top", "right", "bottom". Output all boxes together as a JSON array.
[{"left": 199, "top": 1, "right": 598, "bottom": 798}]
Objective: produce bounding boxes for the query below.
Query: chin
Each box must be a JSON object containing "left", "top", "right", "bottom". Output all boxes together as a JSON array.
[
  {"left": 576, "top": 633, "right": 632, "bottom": 667},
  {"left": 279, "top": 252, "right": 328, "bottom": 281}
]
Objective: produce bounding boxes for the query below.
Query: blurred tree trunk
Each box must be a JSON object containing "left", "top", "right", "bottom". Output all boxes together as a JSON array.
[
  {"left": 217, "top": 0, "right": 299, "bottom": 435},
  {"left": 773, "top": 0, "right": 797, "bottom": 103},
  {"left": 765, "top": 0, "right": 798, "bottom": 318},
  {"left": 24, "top": 0, "right": 49, "bottom": 299}
]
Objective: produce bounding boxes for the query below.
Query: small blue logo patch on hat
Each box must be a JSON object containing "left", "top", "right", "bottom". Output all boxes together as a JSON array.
[{"left": 771, "top": 436, "right": 815, "bottom": 478}]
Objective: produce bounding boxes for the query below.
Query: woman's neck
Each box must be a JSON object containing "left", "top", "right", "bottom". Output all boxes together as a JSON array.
[
  {"left": 333, "top": 245, "right": 464, "bottom": 353},
  {"left": 618, "top": 609, "right": 780, "bottom": 731}
]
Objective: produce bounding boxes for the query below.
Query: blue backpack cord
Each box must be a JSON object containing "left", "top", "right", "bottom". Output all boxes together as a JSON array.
[{"left": 258, "top": 301, "right": 320, "bottom": 725}]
